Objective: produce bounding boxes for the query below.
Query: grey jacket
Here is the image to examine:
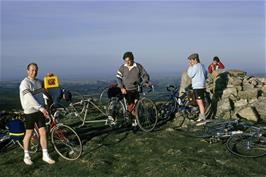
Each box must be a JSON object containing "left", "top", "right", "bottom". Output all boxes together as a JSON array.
[{"left": 116, "top": 63, "right": 150, "bottom": 91}]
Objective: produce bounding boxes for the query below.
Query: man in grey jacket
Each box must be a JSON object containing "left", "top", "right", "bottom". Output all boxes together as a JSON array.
[
  {"left": 19, "top": 63, "right": 55, "bottom": 165},
  {"left": 187, "top": 53, "right": 208, "bottom": 123},
  {"left": 116, "top": 51, "right": 150, "bottom": 127}
]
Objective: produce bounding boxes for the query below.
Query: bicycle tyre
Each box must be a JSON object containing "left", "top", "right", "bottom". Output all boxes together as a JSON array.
[
  {"left": 51, "top": 124, "right": 82, "bottom": 160},
  {"left": 226, "top": 131, "right": 266, "bottom": 158},
  {"left": 29, "top": 128, "right": 39, "bottom": 153},
  {"left": 66, "top": 92, "right": 86, "bottom": 122},
  {"left": 99, "top": 87, "right": 109, "bottom": 106},
  {"left": 107, "top": 98, "right": 127, "bottom": 127},
  {"left": 16, "top": 128, "right": 39, "bottom": 154},
  {"left": 136, "top": 97, "right": 158, "bottom": 132}
]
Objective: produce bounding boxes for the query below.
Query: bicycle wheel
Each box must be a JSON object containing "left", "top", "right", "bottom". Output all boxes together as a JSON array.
[
  {"left": 107, "top": 98, "right": 126, "bottom": 127},
  {"left": 136, "top": 97, "right": 158, "bottom": 132},
  {"left": 99, "top": 87, "right": 109, "bottom": 106},
  {"left": 51, "top": 124, "right": 82, "bottom": 160},
  {"left": 29, "top": 128, "right": 39, "bottom": 153},
  {"left": 226, "top": 131, "right": 266, "bottom": 158},
  {"left": 158, "top": 98, "right": 177, "bottom": 121},
  {"left": 15, "top": 128, "right": 39, "bottom": 153},
  {"left": 66, "top": 92, "right": 86, "bottom": 122}
]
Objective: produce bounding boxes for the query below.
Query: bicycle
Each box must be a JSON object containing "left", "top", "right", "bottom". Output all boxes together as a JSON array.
[
  {"left": 158, "top": 85, "right": 211, "bottom": 127},
  {"left": 226, "top": 125, "right": 266, "bottom": 158},
  {"left": 31, "top": 108, "right": 83, "bottom": 161},
  {"left": 66, "top": 84, "right": 158, "bottom": 132}
]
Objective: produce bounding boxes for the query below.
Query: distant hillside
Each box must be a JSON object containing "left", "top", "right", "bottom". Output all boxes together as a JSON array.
[{"left": 0, "top": 76, "right": 180, "bottom": 111}]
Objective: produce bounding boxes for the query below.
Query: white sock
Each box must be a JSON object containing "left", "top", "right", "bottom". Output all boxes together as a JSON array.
[
  {"left": 24, "top": 150, "right": 30, "bottom": 158},
  {"left": 42, "top": 149, "right": 49, "bottom": 159}
]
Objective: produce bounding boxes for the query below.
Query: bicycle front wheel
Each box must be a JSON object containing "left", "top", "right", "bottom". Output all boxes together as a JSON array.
[
  {"left": 226, "top": 132, "right": 266, "bottom": 158},
  {"left": 29, "top": 128, "right": 39, "bottom": 153},
  {"left": 51, "top": 124, "right": 82, "bottom": 160},
  {"left": 136, "top": 98, "right": 158, "bottom": 132},
  {"left": 16, "top": 128, "right": 39, "bottom": 154}
]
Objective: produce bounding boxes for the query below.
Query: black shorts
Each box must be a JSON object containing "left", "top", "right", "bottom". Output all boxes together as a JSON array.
[
  {"left": 193, "top": 89, "right": 205, "bottom": 100},
  {"left": 24, "top": 111, "right": 46, "bottom": 130},
  {"left": 125, "top": 90, "right": 139, "bottom": 105}
]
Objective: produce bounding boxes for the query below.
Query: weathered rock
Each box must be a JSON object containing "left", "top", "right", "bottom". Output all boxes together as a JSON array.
[
  {"left": 227, "top": 69, "right": 247, "bottom": 77},
  {"left": 218, "top": 98, "right": 232, "bottom": 111},
  {"left": 261, "top": 85, "right": 266, "bottom": 96},
  {"left": 257, "top": 77, "right": 266, "bottom": 84},
  {"left": 238, "top": 89, "right": 258, "bottom": 100},
  {"left": 242, "top": 83, "right": 255, "bottom": 90},
  {"left": 228, "top": 76, "right": 242, "bottom": 86},
  {"left": 250, "top": 97, "right": 266, "bottom": 120},
  {"left": 234, "top": 99, "right": 248, "bottom": 108},
  {"left": 248, "top": 98, "right": 258, "bottom": 104},
  {"left": 179, "top": 71, "right": 191, "bottom": 95},
  {"left": 236, "top": 107, "right": 259, "bottom": 122},
  {"left": 222, "top": 88, "right": 237, "bottom": 99}
]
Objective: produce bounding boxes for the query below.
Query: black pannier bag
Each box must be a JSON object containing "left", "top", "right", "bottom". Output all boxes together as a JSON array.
[{"left": 107, "top": 84, "right": 122, "bottom": 99}]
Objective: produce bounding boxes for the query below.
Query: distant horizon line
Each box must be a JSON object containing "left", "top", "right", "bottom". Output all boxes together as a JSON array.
[{"left": 1, "top": 71, "right": 265, "bottom": 83}]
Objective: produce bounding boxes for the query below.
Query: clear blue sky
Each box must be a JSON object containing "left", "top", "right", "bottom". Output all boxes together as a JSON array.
[{"left": 1, "top": 0, "right": 265, "bottom": 81}]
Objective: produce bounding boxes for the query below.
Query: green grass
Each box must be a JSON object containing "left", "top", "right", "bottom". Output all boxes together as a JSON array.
[{"left": 1, "top": 122, "right": 266, "bottom": 177}]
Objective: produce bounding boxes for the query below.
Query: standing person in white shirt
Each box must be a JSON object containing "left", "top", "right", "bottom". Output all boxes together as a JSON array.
[
  {"left": 187, "top": 53, "right": 208, "bottom": 123},
  {"left": 19, "top": 63, "right": 55, "bottom": 165}
]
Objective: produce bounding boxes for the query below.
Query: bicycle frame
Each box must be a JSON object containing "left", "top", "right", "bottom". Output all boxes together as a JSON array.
[{"left": 69, "top": 98, "right": 112, "bottom": 127}]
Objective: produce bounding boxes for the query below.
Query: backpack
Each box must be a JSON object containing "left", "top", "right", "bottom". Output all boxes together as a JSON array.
[
  {"left": 107, "top": 84, "right": 122, "bottom": 99},
  {"left": 6, "top": 119, "right": 25, "bottom": 140}
]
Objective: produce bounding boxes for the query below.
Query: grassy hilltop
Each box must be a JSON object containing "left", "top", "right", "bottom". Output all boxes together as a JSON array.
[{"left": 1, "top": 79, "right": 266, "bottom": 177}]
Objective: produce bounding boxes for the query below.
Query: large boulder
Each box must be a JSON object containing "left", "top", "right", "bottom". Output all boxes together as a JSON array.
[
  {"left": 251, "top": 97, "right": 266, "bottom": 120},
  {"left": 222, "top": 87, "right": 237, "bottom": 99},
  {"left": 179, "top": 71, "right": 191, "bottom": 95},
  {"left": 238, "top": 89, "right": 259, "bottom": 100},
  {"left": 227, "top": 69, "right": 247, "bottom": 77},
  {"left": 234, "top": 99, "right": 248, "bottom": 108},
  {"left": 236, "top": 107, "right": 259, "bottom": 122},
  {"left": 257, "top": 77, "right": 266, "bottom": 84}
]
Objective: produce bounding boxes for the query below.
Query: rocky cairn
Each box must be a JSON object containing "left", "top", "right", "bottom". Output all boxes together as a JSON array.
[{"left": 179, "top": 69, "right": 266, "bottom": 122}]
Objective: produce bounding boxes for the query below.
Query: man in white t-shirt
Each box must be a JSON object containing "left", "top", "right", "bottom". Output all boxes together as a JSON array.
[{"left": 19, "top": 63, "right": 55, "bottom": 165}]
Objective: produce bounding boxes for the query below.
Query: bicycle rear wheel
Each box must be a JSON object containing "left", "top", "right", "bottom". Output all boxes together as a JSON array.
[
  {"left": 99, "top": 87, "right": 109, "bottom": 106},
  {"left": 66, "top": 92, "right": 86, "bottom": 122},
  {"left": 107, "top": 98, "right": 126, "bottom": 127},
  {"left": 16, "top": 128, "right": 39, "bottom": 154},
  {"left": 29, "top": 128, "right": 39, "bottom": 153},
  {"left": 226, "top": 131, "right": 266, "bottom": 158},
  {"left": 136, "top": 98, "right": 158, "bottom": 132},
  {"left": 51, "top": 124, "right": 82, "bottom": 160}
]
